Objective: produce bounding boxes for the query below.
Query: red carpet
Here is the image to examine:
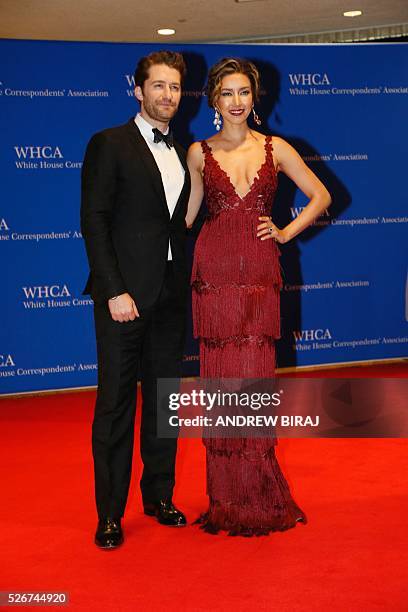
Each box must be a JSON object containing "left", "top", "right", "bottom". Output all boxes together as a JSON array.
[{"left": 0, "top": 363, "right": 407, "bottom": 611}]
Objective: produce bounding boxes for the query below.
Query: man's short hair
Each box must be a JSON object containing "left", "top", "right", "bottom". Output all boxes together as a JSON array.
[{"left": 134, "top": 51, "right": 186, "bottom": 89}]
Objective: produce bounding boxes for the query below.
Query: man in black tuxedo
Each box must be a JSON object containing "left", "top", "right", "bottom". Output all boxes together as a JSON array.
[{"left": 81, "top": 51, "right": 191, "bottom": 549}]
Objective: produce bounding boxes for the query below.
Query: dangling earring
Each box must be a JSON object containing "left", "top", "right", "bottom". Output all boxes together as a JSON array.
[
  {"left": 213, "top": 108, "right": 222, "bottom": 131},
  {"left": 252, "top": 106, "right": 262, "bottom": 126}
]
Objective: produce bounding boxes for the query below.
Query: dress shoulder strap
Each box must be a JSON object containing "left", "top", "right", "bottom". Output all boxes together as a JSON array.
[
  {"left": 200, "top": 141, "right": 215, "bottom": 175},
  {"left": 265, "top": 135, "right": 278, "bottom": 176},
  {"left": 264, "top": 135, "right": 274, "bottom": 163},
  {"left": 201, "top": 140, "right": 212, "bottom": 155}
]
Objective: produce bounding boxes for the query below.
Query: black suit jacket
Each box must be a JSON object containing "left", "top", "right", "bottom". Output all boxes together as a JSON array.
[{"left": 80, "top": 117, "right": 191, "bottom": 308}]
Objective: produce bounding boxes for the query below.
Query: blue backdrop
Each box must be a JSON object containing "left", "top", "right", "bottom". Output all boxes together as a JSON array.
[{"left": 1, "top": 40, "right": 407, "bottom": 394}]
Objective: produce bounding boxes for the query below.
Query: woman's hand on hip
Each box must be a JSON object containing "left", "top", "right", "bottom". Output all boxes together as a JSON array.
[{"left": 257, "top": 217, "right": 288, "bottom": 244}]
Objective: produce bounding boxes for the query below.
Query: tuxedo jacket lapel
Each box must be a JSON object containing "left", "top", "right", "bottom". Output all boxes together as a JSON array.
[
  {"left": 126, "top": 119, "right": 169, "bottom": 217},
  {"left": 126, "top": 118, "right": 190, "bottom": 221},
  {"left": 172, "top": 141, "right": 190, "bottom": 220}
]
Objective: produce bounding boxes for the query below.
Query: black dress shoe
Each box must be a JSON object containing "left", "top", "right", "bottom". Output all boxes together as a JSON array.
[
  {"left": 95, "top": 517, "right": 123, "bottom": 549},
  {"left": 144, "top": 500, "right": 187, "bottom": 527}
]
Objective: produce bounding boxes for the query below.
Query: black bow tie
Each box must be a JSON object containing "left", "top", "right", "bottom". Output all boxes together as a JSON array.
[{"left": 152, "top": 128, "right": 174, "bottom": 149}]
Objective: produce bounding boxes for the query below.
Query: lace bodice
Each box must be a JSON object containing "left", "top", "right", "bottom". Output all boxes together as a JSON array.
[{"left": 200, "top": 136, "right": 278, "bottom": 218}]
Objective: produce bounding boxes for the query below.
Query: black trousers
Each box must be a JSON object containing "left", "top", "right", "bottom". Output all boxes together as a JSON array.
[{"left": 92, "top": 263, "right": 186, "bottom": 519}]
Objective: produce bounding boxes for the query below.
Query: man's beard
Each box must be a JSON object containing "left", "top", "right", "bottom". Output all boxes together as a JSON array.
[{"left": 143, "top": 98, "right": 178, "bottom": 123}]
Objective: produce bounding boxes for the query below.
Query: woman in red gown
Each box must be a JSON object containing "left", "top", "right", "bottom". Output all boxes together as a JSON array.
[{"left": 186, "top": 58, "right": 331, "bottom": 536}]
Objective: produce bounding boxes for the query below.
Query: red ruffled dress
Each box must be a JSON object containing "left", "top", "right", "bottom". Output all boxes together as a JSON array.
[{"left": 191, "top": 136, "right": 307, "bottom": 535}]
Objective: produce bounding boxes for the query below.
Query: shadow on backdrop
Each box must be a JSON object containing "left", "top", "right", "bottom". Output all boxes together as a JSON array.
[
  {"left": 249, "top": 57, "right": 351, "bottom": 368},
  {"left": 175, "top": 52, "right": 209, "bottom": 375}
]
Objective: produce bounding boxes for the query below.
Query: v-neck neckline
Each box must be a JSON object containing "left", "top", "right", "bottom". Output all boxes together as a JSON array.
[{"left": 204, "top": 137, "right": 270, "bottom": 201}]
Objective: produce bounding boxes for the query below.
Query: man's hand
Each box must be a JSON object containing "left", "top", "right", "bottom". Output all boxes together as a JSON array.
[{"left": 108, "top": 293, "right": 139, "bottom": 322}]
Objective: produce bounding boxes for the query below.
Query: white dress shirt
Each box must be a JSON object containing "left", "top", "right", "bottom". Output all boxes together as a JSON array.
[{"left": 134, "top": 113, "right": 185, "bottom": 260}]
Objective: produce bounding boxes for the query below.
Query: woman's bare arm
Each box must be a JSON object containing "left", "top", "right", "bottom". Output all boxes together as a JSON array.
[
  {"left": 258, "top": 137, "right": 332, "bottom": 243},
  {"left": 185, "top": 142, "right": 204, "bottom": 228}
]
